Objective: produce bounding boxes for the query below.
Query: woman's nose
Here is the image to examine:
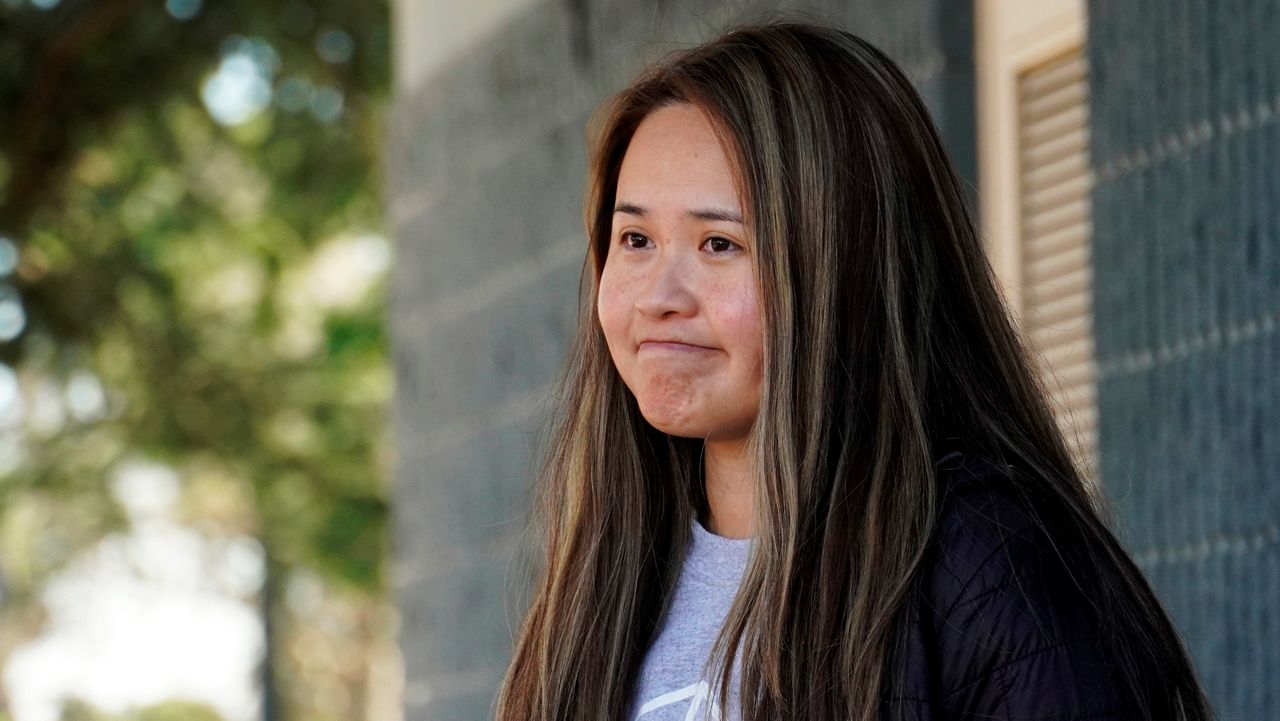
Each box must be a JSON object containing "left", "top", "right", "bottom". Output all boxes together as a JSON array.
[{"left": 634, "top": 251, "right": 697, "bottom": 319}]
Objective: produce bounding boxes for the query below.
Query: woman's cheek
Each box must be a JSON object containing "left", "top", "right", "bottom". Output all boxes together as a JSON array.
[
  {"left": 724, "top": 279, "right": 762, "bottom": 340},
  {"left": 730, "top": 280, "right": 765, "bottom": 380},
  {"left": 597, "top": 273, "right": 631, "bottom": 355}
]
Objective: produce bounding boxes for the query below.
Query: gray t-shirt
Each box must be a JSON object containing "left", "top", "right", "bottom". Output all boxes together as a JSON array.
[{"left": 626, "top": 517, "right": 753, "bottom": 721}]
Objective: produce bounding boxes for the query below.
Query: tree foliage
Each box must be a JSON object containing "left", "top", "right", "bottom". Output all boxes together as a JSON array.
[{"left": 0, "top": 0, "right": 394, "bottom": 718}]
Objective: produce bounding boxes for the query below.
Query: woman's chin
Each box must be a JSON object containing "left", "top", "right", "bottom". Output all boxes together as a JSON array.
[
  {"left": 635, "top": 403, "right": 706, "bottom": 438},
  {"left": 640, "top": 415, "right": 703, "bottom": 439},
  {"left": 638, "top": 406, "right": 749, "bottom": 442}
]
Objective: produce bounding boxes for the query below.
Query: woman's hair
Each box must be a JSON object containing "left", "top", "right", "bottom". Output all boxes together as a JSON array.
[{"left": 494, "top": 14, "right": 1214, "bottom": 721}]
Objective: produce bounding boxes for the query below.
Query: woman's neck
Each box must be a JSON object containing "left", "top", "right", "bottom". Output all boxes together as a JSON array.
[{"left": 702, "top": 437, "right": 754, "bottom": 538}]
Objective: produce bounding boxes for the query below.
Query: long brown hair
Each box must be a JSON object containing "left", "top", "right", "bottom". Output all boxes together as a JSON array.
[{"left": 494, "top": 13, "right": 1215, "bottom": 721}]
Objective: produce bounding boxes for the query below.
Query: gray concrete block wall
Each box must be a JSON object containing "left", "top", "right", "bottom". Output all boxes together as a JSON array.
[
  {"left": 1086, "top": 1, "right": 1280, "bottom": 718},
  {"left": 385, "top": 1, "right": 976, "bottom": 718}
]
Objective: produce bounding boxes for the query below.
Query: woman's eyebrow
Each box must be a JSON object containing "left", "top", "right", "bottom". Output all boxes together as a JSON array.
[{"left": 613, "top": 202, "right": 744, "bottom": 225}]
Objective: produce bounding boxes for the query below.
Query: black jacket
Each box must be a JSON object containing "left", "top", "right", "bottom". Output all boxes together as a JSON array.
[{"left": 880, "top": 451, "right": 1143, "bottom": 721}]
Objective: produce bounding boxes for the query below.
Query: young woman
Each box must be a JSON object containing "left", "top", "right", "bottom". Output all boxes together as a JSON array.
[{"left": 494, "top": 16, "right": 1216, "bottom": 721}]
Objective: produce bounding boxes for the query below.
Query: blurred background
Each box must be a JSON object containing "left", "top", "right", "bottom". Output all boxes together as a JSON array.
[
  {"left": 2, "top": 0, "right": 1277, "bottom": 720},
  {"left": 0, "top": 0, "right": 394, "bottom": 719}
]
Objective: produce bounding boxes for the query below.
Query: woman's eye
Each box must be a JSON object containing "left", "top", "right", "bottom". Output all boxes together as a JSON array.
[
  {"left": 620, "top": 231, "right": 649, "bottom": 249},
  {"left": 703, "top": 236, "right": 740, "bottom": 254},
  {"left": 617, "top": 232, "right": 741, "bottom": 254}
]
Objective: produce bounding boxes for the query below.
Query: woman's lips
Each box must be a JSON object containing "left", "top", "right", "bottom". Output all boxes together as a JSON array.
[{"left": 638, "top": 341, "right": 715, "bottom": 352}]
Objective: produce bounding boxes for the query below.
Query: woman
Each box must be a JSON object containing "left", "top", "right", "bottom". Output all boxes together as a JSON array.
[{"left": 494, "top": 16, "right": 1216, "bottom": 721}]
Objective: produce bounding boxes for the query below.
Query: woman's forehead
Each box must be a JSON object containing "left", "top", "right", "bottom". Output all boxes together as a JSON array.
[{"left": 615, "top": 106, "right": 744, "bottom": 222}]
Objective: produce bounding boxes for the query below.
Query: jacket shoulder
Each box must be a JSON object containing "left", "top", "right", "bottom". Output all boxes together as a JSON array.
[
  {"left": 917, "top": 452, "right": 1141, "bottom": 719},
  {"left": 929, "top": 452, "right": 1041, "bottom": 596}
]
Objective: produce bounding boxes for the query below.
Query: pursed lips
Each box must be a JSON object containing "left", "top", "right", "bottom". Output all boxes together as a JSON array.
[{"left": 637, "top": 340, "right": 716, "bottom": 352}]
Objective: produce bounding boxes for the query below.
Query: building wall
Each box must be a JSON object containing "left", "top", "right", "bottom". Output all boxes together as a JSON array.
[
  {"left": 1085, "top": 2, "right": 1280, "bottom": 719},
  {"left": 384, "top": 2, "right": 975, "bottom": 719}
]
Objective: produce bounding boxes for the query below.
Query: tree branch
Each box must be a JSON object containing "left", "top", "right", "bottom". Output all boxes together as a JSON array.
[{"left": 1, "top": 0, "right": 147, "bottom": 233}]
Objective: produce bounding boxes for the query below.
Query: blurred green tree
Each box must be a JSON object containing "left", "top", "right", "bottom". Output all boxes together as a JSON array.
[
  {"left": 0, "top": 1, "right": 394, "bottom": 719},
  {"left": 60, "top": 698, "right": 226, "bottom": 721}
]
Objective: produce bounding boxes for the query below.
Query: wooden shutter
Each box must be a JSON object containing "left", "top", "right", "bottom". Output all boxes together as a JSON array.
[{"left": 1015, "top": 49, "right": 1099, "bottom": 489}]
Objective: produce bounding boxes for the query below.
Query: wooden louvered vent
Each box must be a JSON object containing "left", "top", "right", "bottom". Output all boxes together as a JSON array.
[{"left": 1016, "top": 49, "right": 1099, "bottom": 489}]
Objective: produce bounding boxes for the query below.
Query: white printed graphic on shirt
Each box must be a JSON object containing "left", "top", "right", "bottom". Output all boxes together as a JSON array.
[{"left": 634, "top": 679, "right": 724, "bottom": 721}]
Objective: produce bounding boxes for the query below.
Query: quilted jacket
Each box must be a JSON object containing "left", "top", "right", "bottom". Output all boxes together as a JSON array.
[{"left": 879, "top": 450, "right": 1145, "bottom": 721}]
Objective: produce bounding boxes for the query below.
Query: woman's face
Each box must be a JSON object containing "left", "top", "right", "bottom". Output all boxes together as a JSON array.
[{"left": 598, "top": 103, "right": 764, "bottom": 442}]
